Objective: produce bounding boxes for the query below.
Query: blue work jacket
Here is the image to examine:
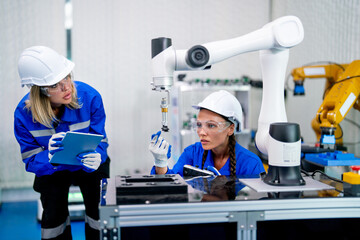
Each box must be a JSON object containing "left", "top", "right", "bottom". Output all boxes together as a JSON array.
[
  {"left": 151, "top": 142, "right": 265, "bottom": 176},
  {"left": 14, "top": 81, "right": 108, "bottom": 176}
]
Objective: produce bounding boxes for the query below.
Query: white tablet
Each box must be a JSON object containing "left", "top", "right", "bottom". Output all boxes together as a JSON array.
[{"left": 49, "top": 132, "right": 104, "bottom": 165}]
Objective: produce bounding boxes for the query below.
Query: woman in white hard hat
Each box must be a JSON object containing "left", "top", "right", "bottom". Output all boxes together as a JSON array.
[
  {"left": 149, "top": 90, "right": 264, "bottom": 176},
  {"left": 14, "top": 46, "right": 109, "bottom": 240}
]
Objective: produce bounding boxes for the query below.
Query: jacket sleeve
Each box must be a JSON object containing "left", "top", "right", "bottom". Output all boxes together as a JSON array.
[
  {"left": 150, "top": 165, "right": 173, "bottom": 175},
  {"left": 13, "top": 112, "right": 72, "bottom": 176},
  {"left": 167, "top": 146, "right": 195, "bottom": 176},
  {"left": 235, "top": 144, "right": 265, "bottom": 176},
  {"left": 89, "top": 93, "right": 109, "bottom": 164},
  {"left": 247, "top": 156, "right": 265, "bottom": 175}
]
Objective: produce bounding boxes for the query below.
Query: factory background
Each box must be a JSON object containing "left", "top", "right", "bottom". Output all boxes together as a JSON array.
[{"left": 1, "top": 0, "right": 360, "bottom": 190}]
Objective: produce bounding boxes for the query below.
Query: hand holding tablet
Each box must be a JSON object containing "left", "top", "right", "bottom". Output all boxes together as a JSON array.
[{"left": 49, "top": 132, "right": 103, "bottom": 165}]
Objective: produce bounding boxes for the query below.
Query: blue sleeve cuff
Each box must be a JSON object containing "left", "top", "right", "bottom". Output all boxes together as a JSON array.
[{"left": 150, "top": 165, "right": 172, "bottom": 175}]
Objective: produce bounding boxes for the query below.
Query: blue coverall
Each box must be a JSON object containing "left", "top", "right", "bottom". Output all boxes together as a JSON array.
[
  {"left": 14, "top": 81, "right": 108, "bottom": 240},
  {"left": 151, "top": 142, "right": 265, "bottom": 176}
]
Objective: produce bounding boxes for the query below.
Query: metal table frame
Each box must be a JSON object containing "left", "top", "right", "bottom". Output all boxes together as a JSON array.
[{"left": 100, "top": 196, "right": 360, "bottom": 240}]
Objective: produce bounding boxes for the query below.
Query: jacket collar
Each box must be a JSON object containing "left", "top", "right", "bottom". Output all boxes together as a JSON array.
[{"left": 60, "top": 105, "right": 78, "bottom": 122}]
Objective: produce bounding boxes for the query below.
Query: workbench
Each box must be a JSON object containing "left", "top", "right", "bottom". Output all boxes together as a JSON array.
[{"left": 99, "top": 174, "right": 360, "bottom": 240}]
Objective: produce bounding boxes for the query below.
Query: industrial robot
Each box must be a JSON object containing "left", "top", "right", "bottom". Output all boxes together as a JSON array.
[
  {"left": 291, "top": 61, "right": 360, "bottom": 149},
  {"left": 151, "top": 16, "right": 305, "bottom": 186},
  {"left": 291, "top": 61, "right": 360, "bottom": 169}
]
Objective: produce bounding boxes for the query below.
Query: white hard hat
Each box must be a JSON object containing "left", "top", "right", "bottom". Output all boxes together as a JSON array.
[
  {"left": 18, "top": 46, "right": 74, "bottom": 87},
  {"left": 193, "top": 90, "right": 243, "bottom": 133}
]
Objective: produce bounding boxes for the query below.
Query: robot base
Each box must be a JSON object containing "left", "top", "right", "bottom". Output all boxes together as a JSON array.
[{"left": 263, "top": 165, "right": 305, "bottom": 186}]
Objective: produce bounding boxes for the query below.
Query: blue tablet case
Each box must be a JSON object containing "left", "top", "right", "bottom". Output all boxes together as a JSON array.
[{"left": 49, "top": 132, "right": 104, "bottom": 165}]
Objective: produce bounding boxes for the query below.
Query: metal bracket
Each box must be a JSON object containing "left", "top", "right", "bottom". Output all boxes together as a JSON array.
[
  {"left": 228, "top": 211, "right": 265, "bottom": 240},
  {"left": 100, "top": 206, "right": 121, "bottom": 240},
  {"left": 247, "top": 211, "right": 265, "bottom": 230}
]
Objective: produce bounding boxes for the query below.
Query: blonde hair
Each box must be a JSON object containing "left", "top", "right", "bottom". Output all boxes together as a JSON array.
[{"left": 25, "top": 79, "right": 81, "bottom": 128}]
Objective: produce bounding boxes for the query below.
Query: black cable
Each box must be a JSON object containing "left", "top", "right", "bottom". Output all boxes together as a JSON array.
[
  {"left": 301, "top": 169, "right": 311, "bottom": 176},
  {"left": 322, "top": 86, "right": 331, "bottom": 100},
  {"left": 303, "top": 169, "right": 344, "bottom": 193},
  {"left": 302, "top": 61, "right": 346, "bottom": 71},
  {"left": 335, "top": 124, "right": 343, "bottom": 140},
  {"left": 311, "top": 170, "right": 344, "bottom": 184},
  {"left": 286, "top": 61, "right": 345, "bottom": 93},
  {"left": 287, "top": 62, "right": 360, "bottom": 146},
  {"left": 301, "top": 169, "right": 344, "bottom": 193},
  {"left": 321, "top": 77, "right": 360, "bottom": 143},
  {"left": 323, "top": 75, "right": 360, "bottom": 98}
]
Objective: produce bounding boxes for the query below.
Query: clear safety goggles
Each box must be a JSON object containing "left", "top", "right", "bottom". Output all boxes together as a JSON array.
[
  {"left": 192, "top": 120, "right": 231, "bottom": 133},
  {"left": 41, "top": 75, "right": 72, "bottom": 96}
]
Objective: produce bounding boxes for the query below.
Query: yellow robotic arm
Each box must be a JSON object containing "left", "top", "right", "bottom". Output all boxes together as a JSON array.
[
  {"left": 291, "top": 60, "right": 360, "bottom": 149},
  {"left": 291, "top": 62, "right": 348, "bottom": 95}
]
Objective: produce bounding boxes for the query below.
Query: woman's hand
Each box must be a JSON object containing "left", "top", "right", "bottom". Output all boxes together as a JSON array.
[
  {"left": 48, "top": 132, "right": 66, "bottom": 161},
  {"left": 149, "top": 131, "right": 172, "bottom": 169}
]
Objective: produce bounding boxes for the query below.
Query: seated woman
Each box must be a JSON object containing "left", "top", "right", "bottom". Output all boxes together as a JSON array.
[{"left": 149, "top": 90, "right": 265, "bottom": 177}]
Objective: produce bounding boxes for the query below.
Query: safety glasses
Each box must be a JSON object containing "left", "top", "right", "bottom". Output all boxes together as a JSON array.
[
  {"left": 41, "top": 75, "right": 72, "bottom": 96},
  {"left": 192, "top": 120, "right": 231, "bottom": 133}
]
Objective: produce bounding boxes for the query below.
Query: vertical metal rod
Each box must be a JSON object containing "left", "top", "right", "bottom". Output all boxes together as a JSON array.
[{"left": 161, "top": 91, "right": 170, "bottom": 132}]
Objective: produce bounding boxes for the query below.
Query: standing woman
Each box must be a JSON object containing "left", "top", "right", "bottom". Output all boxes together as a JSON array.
[
  {"left": 14, "top": 46, "right": 109, "bottom": 240},
  {"left": 149, "top": 90, "right": 264, "bottom": 176}
]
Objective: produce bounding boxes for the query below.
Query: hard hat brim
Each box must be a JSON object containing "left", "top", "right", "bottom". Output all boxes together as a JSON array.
[
  {"left": 42, "top": 59, "right": 74, "bottom": 86},
  {"left": 19, "top": 46, "right": 75, "bottom": 87}
]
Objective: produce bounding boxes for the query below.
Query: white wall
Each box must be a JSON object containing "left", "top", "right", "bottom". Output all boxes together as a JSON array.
[
  {"left": 1, "top": 0, "right": 360, "bottom": 188},
  {"left": 272, "top": 0, "right": 360, "bottom": 154},
  {"left": 0, "top": 0, "right": 66, "bottom": 188},
  {"left": 71, "top": 0, "right": 270, "bottom": 176}
]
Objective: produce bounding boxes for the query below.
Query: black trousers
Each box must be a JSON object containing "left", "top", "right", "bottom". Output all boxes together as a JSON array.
[{"left": 34, "top": 170, "right": 101, "bottom": 240}]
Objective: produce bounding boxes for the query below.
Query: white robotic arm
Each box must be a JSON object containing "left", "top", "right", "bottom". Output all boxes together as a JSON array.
[
  {"left": 151, "top": 16, "right": 303, "bottom": 90},
  {"left": 151, "top": 16, "right": 305, "bottom": 186}
]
